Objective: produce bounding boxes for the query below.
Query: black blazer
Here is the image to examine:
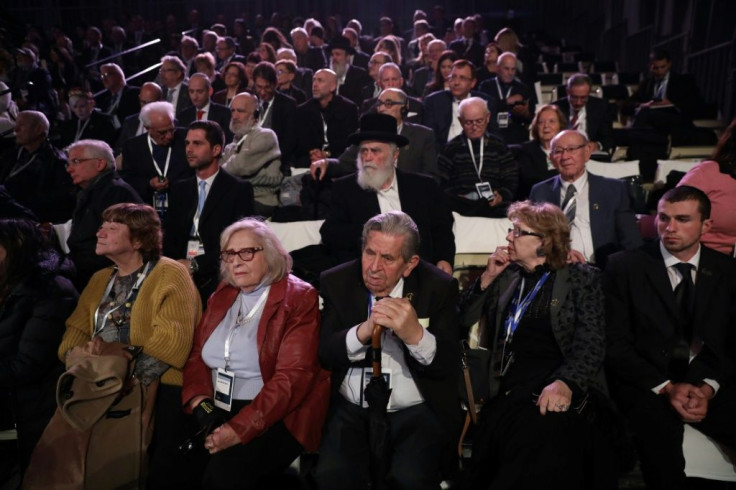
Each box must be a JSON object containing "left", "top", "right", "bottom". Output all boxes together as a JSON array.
[
  {"left": 295, "top": 95, "right": 359, "bottom": 168},
  {"left": 95, "top": 85, "right": 141, "bottom": 125},
  {"left": 604, "top": 242, "right": 736, "bottom": 390},
  {"left": 261, "top": 91, "right": 297, "bottom": 166},
  {"left": 114, "top": 113, "right": 141, "bottom": 155},
  {"left": 630, "top": 71, "right": 702, "bottom": 119},
  {"left": 510, "top": 140, "right": 557, "bottom": 200},
  {"left": 351, "top": 51, "right": 370, "bottom": 70},
  {"left": 120, "top": 129, "right": 191, "bottom": 204},
  {"left": 337, "top": 65, "right": 372, "bottom": 108},
  {"left": 319, "top": 259, "right": 462, "bottom": 436},
  {"left": 553, "top": 96, "right": 614, "bottom": 152},
  {"left": 164, "top": 82, "right": 192, "bottom": 114},
  {"left": 449, "top": 37, "right": 484, "bottom": 68},
  {"left": 360, "top": 95, "right": 425, "bottom": 125},
  {"left": 177, "top": 102, "right": 233, "bottom": 142},
  {"left": 56, "top": 110, "right": 118, "bottom": 149},
  {"left": 320, "top": 168, "right": 455, "bottom": 265},
  {"left": 297, "top": 47, "right": 327, "bottom": 73},
  {"left": 163, "top": 170, "right": 254, "bottom": 301}
]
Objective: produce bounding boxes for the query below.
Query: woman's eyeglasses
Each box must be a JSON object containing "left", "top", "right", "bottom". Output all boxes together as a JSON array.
[
  {"left": 508, "top": 227, "right": 544, "bottom": 239},
  {"left": 220, "top": 247, "right": 264, "bottom": 263}
]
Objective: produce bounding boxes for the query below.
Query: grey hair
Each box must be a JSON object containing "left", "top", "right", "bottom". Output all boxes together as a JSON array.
[
  {"left": 378, "top": 62, "right": 401, "bottom": 78},
  {"left": 498, "top": 51, "right": 517, "bottom": 65},
  {"left": 181, "top": 35, "right": 199, "bottom": 48},
  {"left": 19, "top": 110, "right": 50, "bottom": 137},
  {"left": 219, "top": 218, "right": 292, "bottom": 287},
  {"left": 567, "top": 73, "right": 592, "bottom": 89},
  {"left": 427, "top": 39, "right": 447, "bottom": 51},
  {"left": 160, "top": 55, "right": 186, "bottom": 74},
  {"left": 290, "top": 27, "right": 308, "bottom": 38},
  {"left": 67, "top": 139, "right": 115, "bottom": 170},
  {"left": 140, "top": 101, "right": 175, "bottom": 127},
  {"left": 277, "top": 48, "right": 296, "bottom": 59},
  {"left": 459, "top": 97, "right": 490, "bottom": 117},
  {"left": 551, "top": 129, "right": 589, "bottom": 149},
  {"left": 379, "top": 87, "right": 407, "bottom": 105},
  {"left": 361, "top": 211, "right": 420, "bottom": 262}
]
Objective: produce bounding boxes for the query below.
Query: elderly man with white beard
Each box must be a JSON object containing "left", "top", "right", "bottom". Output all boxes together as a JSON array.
[
  {"left": 320, "top": 113, "right": 455, "bottom": 274},
  {"left": 220, "top": 92, "right": 282, "bottom": 217}
]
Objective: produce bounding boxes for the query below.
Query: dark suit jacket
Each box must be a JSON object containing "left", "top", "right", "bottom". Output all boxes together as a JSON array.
[
  {"left": 164, "top": 82, "right": 192, "bottom": 114},
  {"left": 449, "top": 37, "right": 484, "bottom": 68},
  {"left": 320, "top": 168, "right": 455, "bottom": 265},
  {"left": 411, "top": 66, "right": 432, "bottom": 97},
  {"left": 479, "top": 77, "right": 535, "bottom": 145},
  {"left": 260, "top": 91, "right": 297, "bottom": 166},
  {"left": 296, "top": 47, "right": 327, "bottom": 73},
  {"left": 337, "top": 65, "right": 372, "bottom": 108},
  {"left": 630, "top": 71, "right": 702, "bottom": 119},
  {"left": 604, "top": 242, "right": 736, "bottom": 390},
  {"left": 351, "top": 51, "right": 370, "bottom": 70},
  {"left": 529, "top": 172, "right": 642, "bottom": 267},
  {"left": 423, "top": 89, "right": 489, "bottom": 149},
  {"left": 294, "top": 67, "right": 314, "bottom": 98},
  {"left": 120, "top": 129, "right": 191, "bottom": 204},
  {"left": 295, "top": 95, "right": 359, "bottom": 168},
  {"left": 510, "top": 140, "right": 557, "bottom": 200},
  {"left": 163, "top": 170, "right": 254, "bottom": 301},
  {"left": 95, "top": 85, "right": 141, "bottom": 125},
  {"left": 177, "top": 102, "right": 233, "bottom": 142},
  {"left": 114, "top": 113, "right": 141, "bottom": 155},
  {"left": 56, "top": 110, "right": 118, "bottom": 148},
  {"left": 360, "top": 95, "right": 425, "bottom": 125},
  {"left": 460, "top": 263, "right": 606, "bottom": 396},
  {"left": 319, "top": 259, "right": 461, "bottom": 437},
  {"left": 553, "top": 96, "right": 614, "bottom": 152}
]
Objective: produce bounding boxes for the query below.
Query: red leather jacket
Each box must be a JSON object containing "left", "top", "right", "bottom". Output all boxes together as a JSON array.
[{"left": 182, "top": 274, "right": 330, "bottom": 451}]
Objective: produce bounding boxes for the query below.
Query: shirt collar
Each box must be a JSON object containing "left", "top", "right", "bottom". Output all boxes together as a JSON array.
[
  {"left": 197, "top": 169, "right": 219, "bottom": 188},
  {"left": 660, "top": 240, "right": 701, "bottom": 269},
  {"left": 561, "top": 170, "right": 588, "bottom": 192}
]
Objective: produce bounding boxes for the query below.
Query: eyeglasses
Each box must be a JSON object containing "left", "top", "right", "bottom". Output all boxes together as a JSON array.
[
  {"left": 65, "top": 157, "right": 99, "bottom": 168},
  {"left": 220, "top": 247, "right": 264, "bottom": 263},
  {"left": 551, "top": 144, "right": 586, "bottom": 157},
  {"left": 376, "top": 99, "right": 403, "bottom": 108},
  {"left": 460, "top": 117, "right": 487, "bottom": 127},
  {"left": 508, "top": 227, "right": 544, "bottom": 239}
]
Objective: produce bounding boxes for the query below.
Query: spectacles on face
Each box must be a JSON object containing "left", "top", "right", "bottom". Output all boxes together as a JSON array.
[
  {"left": 220, "top": 247, "right": 264, "bottom": 263},
  {"left": 101, "top": 72, "right": 115, "bottom": 79},
  {"left": 508, "top": 227, "right": 544, "bottom": 239},
  {"left": 65, "top": 157, "right": 100, "bottom": 168},
  {"left": 460, "top": 117, "right": 487, "bottom": 127},
  {"left": 550, "top": 144, "right": 586, "bottom": 157},
  {"left": 376, "top": 99, "right": 403, "bottom": 108}
]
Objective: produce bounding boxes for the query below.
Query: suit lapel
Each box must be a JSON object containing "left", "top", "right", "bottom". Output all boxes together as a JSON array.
[
  {"left": 641, "top": 242, "right": 682, "bottom": 328},
  {"left": 200, "top": 171, "right": 225, "bottom": 222},
  {"left": 691, "top": 249, "right": 719, "bottom": 336}
]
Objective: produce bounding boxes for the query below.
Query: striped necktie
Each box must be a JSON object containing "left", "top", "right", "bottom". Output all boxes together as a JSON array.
[{"left": 561, "top": 184, "right": 577, "bottom": 224}]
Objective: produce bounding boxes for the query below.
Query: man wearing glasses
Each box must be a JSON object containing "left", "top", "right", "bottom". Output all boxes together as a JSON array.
[
  {"left": 159, "top": 55, "right": 191, "bottom": 114},
  {"left": 530, "top": 129, "right": 641, "bottom": 267},
  {"left": 438, "top": 97, "right": 517, "bottom": 217},
  {"left": 553, "top": 73, "right": 614, "bottom": 154},
  {"left": 360, "top": 63, "right": 425, "bottom": 125}
]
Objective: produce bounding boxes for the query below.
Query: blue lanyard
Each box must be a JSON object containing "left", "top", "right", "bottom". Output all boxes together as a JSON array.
[{"left": 503, "top": 271, "right": 550, "bottom": 343}]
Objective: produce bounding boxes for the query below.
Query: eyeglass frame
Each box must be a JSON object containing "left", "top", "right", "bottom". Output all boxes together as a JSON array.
[
  {"left": 65, "top": 157, "right": 101, "bottom": 168},
  {"left": 375, "top": 99, "right": 404, "bottom": 108},
  {"left": 550, "top": 143, "right": 586, "bottom": 157},
  {"left": 507, "top": 227, "right": 544, "bottom": 239},
  {"left": 220, "top": 247, "right": 265, "bottom": 263}
]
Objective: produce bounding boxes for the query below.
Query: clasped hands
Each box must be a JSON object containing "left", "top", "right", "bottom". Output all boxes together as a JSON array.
[
  {"left": 662, "top": 382, "right": 713, "bottom": 423},
  {"left": 357, "top": 297, "right": 424, "bottom": 346}
]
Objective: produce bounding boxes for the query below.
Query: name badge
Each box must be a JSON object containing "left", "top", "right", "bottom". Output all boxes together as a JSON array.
[
  {"left": 476, "top": 182, "right": 493, "bottom": 200},
  {"left": 186, "top": 239, "right": 205, "bottom": 259},
  {"left": 497, "top": 112, "right": 509, "bottom": 128},
  {"left": 361, "top": 368, "right": 392, "bottom": 408},
  {"left": 214, "top": 367, "right": 235, "bottom": 411}
]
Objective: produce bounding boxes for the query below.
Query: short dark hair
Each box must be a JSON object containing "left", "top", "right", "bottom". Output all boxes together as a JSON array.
[
  {"left": 650, "top": 49, "right": 671, "bottom": 62},
  {"left": 188, "top": 120, "right": 224, "bottom": 149},
  {"left": 253, "top": 61, "right": 277, "bottom": 85},
  {"left": 662, "top": 185, "right": 711, "bottom": 220},
  {"left": 566, "top": 73, "right": 592, "bottom": 89},
  {"left": 452, "top": 59, "right": 476, "bottom": 79},
  {"left": 101, "top": 203, "right": 162, "bottom": 262}
]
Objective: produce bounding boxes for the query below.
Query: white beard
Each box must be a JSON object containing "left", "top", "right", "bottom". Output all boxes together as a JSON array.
[
  {"left": 356, "top": 156, "right": 395, "bottom": 191},
  {"left": 230, "top": 118, "right": 255, "bottom": 137}
]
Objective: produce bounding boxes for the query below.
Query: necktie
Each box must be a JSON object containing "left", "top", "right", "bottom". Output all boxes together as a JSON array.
[
  {"left": 570, "top": 111, "right": 579, "bottom": 129},
  {"left": 262, "top": 101, "right": 269, "bottom": 113},
  {"left": 561, "top": 184, "right": 577, "bottom": 224},
  {"left": 192, "top": 180, "right": 207, "bottom": 235},
  {"left": 166, "top": 90, "right": 174, "bottom": 103},
  {"left": 197, "top": 110, "right": 204, "bottom": 121},
  {"left": 673, "top": 262, "right": 695, "bottom": 340}
]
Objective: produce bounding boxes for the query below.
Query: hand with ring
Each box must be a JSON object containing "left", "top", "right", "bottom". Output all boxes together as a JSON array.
[{"left": 536, "top": 379, "right": 573, "bottom": 415}]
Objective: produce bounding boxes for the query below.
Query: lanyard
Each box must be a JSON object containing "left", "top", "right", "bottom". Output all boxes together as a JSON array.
[
  {"left": 503, "top": 271, "right": 551, "bottom": 343},
  {"left": 93, "top": 261, "right": 153, "bottom": 336},
  {"left": 235, "top": 132, "right": 249, "bottom": 152},
  {"left": 495, "top": 79, "right": 513, "bottom": 101},
  {"left": 320, "top": 112, "right": 330, "bottom": 150},
  {"left": 259, "top": 100, "right": 273, "bottom": 125},
  {"left": 106, "top": 92, "right": 121, "bottom": 114},
  {"left": 224, "top": 286, "right": 270, "bottom": 370},
  {"left": 466, "top": 137, "right": 485, "bottom": 181},
  {"left": 75, "top": 117, "right": 92, "bottom": 142},
  {"left": 147, "top": 135, "right": 171, "bottom": 178},
  {"left": 9, "top": 148, "right": 38, "bottom": 178}
]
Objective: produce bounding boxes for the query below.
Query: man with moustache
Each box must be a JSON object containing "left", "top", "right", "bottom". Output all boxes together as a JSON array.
[
  {"left": 159, "top": 55, "right": 191, "bottom": 114},
  {"left": 220, "top": 93, "right": 282, "bottom": 217},
  {"left": 163, "top": 120, "right": 254, "bottom": 304},
  {"left": 328, "top": 36, "right": 371, "bottom": 108},
  {"left": 320, "top": 113, "right": 454, "bottom": 274}
]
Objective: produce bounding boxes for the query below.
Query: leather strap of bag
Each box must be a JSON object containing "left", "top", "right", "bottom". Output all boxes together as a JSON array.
[{"left": 461, "top": 350, "right": 479, "bottom": 424}]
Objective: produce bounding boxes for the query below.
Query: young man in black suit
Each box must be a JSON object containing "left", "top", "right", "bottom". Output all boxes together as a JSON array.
[
  {"left": 314, "top": 210, "right": 461, "bottom": 490},
  {"left": 604, "top": 186, "right": 736, "bottom": 490},
  {"left": 163, "top": 120, "right": 254, "bottom": 304},
  {"left": 177, "top": 73, "right": 232, "bottom": 142},
  {"left": 553, "top": 73, "right": 614, "bottom": 153}
]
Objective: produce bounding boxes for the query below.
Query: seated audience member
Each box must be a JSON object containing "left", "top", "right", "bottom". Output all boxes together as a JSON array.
[
  {"left": 604, "top": 186, "right": 736, "bottom": 490},
  {"left": 291, "top": 26, "right": 327, "bottom": 72},
  {"left": 159, "top": 55, "right": 191, "bottom": 114},
  {"left": 252, "top": 61, "right": 297, "bottom": 168},
  {"left": 511, "top": 104, "right": 567, "bottom": 200},
  {"left": 178, "top": 73, "right": 232, "bottom": 142},
  {"left": 214, "top": 36, "right": 246, "bottom": 73},
  {"left": 95, "top": 63, "right": 141, "bottom": 130},
  {"left": 475, "top": 41, "right": 500, "bottom": 85},
  {"left": 57, "top": 203, "right": 200, "bottom": 488},
  {"left": 374, "top": 35, "right": 403, "bottom": 70},
  {"left": 276, "top": 48, "right": 314, "bottom": 98},
  {"left": 360, "top": 63, "right": 425, "bottom": 124},
  {"left": 212, "top": 61, "right": 249, "bottom": 108},
  {"left": 438, "top": 97, "right": 517, "bottom": 218},
  {"left": 178, "top": 35, "right": 200, "bottom": 77},
  {"left": 182, "top": 218, "right": 330, "bottom": 489},
  {"left": 221, "top": 93, "right": 282, "bottom": 218},
  {"left": 275, "top": 59, "right": 307, "bottom": 105},
  {"left": 312, "top": 88, "right": 437, "bottom": 181},
  {"left": 361, "top": 52, "right": 392, "bottom": 103},
  {"left": 243, "top": 53, "right": 262, "bottom": 92},
  {"left": 8, "top": 47, "right": 57, "bottom": 120},
  {"left": 0, "top": 220, "right": 78, "bottom": 475},
  {"left": 461, "top": 201, "right": 605, "bottom": 489},
  {"left": 677, "top": 118, "right": 736, "bottom": 256},
  {"left": 295, "top": 69, "right": 359, "bottom": 168},
  {"left": 194, "top": 52, "right": 226, "bottom": 96},
  {"left": 0, "top": 82, "right": 18, "bottom": 152},
  {"left": 424, "top": 59, "right": 487, "bottom": 149},
  {"left": 57, "top": 88, "right": 117, "bottom": 149},
  {"left": 412, "top": 39, "right": 447, "bottom": 96},
  {"left": 320, "top": 114, "right": 454, "bottom": 274},
  {"left": 422, "top": 49, "right": 458, "bottom": 98},
  {"left": 530, "top": 130, "right": 642, "bottom": 268},
  {"left": 449, "top": 16, "right": 484, "bottom": 68},
  {"left": 553, "top": 73, "right": 614, "bottom": 154},
  {"left": 257, "top": 43, "right": 277, "bottom": 64},
  {"left": 114, "top": 81, "right": 163, "bottom": 155},
  {"left": 65, "top": 139, "right": 142, "bottom": 289},
  {"left": 329, "top": 35, "right": 372, "bottom": 108},
  {"left": 120, "top": 101, "right": 190, "bottom": 208},
  {"left": 479, "top": 52, "right": 535, "bottom": 145},
  {"left": 405, "top": 32, "right": 435, "bottom": 87},
  {"left": 163, "top": 121, "right": 254, "bottom": 304},
  {"left": 0, "top": 111, "right": 75, "bottom": 223},
  {"left": 314, "top": 211, "right": 461, "bottom": 490}
]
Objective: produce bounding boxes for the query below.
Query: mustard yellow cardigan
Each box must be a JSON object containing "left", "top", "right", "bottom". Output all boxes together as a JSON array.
[{"left": 59, "top": 257, "right": 202, "bottom": 386}]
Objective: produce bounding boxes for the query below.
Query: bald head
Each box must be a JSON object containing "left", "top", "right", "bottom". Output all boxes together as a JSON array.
[
  {"left": 229, "top": 93, "right": 259, "bottom": 136},
  {"left": 139, "top": 82, "right": 163, "bottom": 107},
  {"left": 497, "top": 52, "right": 517, "bottom": 84},
  {"left": 313, "top": 69, "right": 337, "bottom": 102}
]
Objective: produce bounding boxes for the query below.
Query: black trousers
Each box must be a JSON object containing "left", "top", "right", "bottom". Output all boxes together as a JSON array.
[
  {"left": 313, "top": 398, "right": 447, "bottom": 490},
  {"left": 611, "top": 382, "right": 736, "bottom": 490}
]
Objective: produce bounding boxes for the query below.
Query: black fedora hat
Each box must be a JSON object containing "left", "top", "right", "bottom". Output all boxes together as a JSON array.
[
  {"left": 328, "top": 35, "right": 356, "bottom": 55},
  {"left": 347, "top": 113, "right": 409, "bottom": 147}
]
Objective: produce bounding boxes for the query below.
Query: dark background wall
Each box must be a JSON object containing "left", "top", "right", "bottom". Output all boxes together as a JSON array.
[{"left": 3, "top": 0, "right": 734, "bottom": 119}]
